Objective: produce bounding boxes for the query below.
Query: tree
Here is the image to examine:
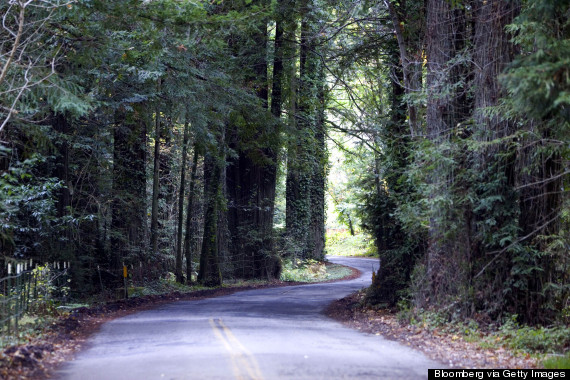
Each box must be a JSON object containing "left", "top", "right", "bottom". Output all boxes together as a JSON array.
[
  {"left": 223, "top": 0, "right": 283, "bottom": 279},
  {"left": 285, "top": 0, "right": 327, "bottom": 261},
  {"left": 198, "top": 144, "right": 224, "bottom": 287},
  {"left": 493, "top": 0, "right": 569, "bottom": 321}
]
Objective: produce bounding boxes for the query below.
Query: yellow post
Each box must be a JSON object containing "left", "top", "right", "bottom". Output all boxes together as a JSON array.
[{"left": 123, "top": 264, "right": 128, "bottom": 299}]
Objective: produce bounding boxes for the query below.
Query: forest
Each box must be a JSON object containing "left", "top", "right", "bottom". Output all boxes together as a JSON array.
[{"left": 1, "top": 0, "right": 568, "bottom": 329}]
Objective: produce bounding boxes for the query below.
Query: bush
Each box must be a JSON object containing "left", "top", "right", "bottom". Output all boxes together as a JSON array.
[
  {"left": 280, "top": 258, "right": 327, "bottom": 282},
  {"left": 325, "top": 230, "right": 377, "bottom": 257},
  {"left": 499, "top": 324, "right": 570, "bottom": 354}
]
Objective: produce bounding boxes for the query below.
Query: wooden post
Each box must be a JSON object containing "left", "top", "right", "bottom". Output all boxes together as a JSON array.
[{"left": 123, "top": 264, "right": 128, "bottom": 299}]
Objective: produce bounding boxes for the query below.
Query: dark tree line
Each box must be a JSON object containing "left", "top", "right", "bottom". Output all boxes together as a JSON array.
[
  {"left": 1, "top": 0, "right": 328, "bottom": 293},
  {"left": 328, "top": 0, "right": 569, "bottom": 324}
]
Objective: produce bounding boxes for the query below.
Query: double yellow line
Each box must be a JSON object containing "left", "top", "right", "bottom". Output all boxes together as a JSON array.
[{"left": 209, "top": 318, "right": 264, "bottom": 380}]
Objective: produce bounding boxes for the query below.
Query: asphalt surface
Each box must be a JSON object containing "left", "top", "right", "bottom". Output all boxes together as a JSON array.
[{"left": 56, "top": 256, "right": 440, "bottom": 380}]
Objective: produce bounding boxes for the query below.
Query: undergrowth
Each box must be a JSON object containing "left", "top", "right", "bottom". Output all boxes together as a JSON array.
[
  {"left": 542, "top": 353, "right": 570, "bottom": 369},
  {"left": 325, "top": 229, "right": 377, "bottom": 257},
  {"left": 128, "top": 275, "right": 208, "bottom": 298},
  {"left": 397, "top": 304, "right": 570, "bottom": 367},
  {"left": 0, "top": 314, "right": 59, "bottom": 349},
  {"left": 493, "top": 316, "right": 570, "bottom": 354},
  {"left": 280, "top": 258, "right": 352, "bottom": 282}
]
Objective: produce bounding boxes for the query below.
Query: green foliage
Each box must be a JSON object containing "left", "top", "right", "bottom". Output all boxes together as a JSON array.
[
  {"left": 0, "top": 261, "right": 72, "bottom": 348},
  {"left": 325, "top": 229, "right": 376, "bottom": 257},
  {"left": 397, "top": 307, "right": 570, "bottom": 358},
  {"left": 128, "top": 276, "right": 206, "bottom": 298},
  {"left": 543, "top": 353, "right": 570, "bottom": 370},
  {"left": 280, "top": 258, "right": 327, "bottom": 282},
  {"left": 0, "top": 153, "right": 65, "bottom": 259},
  {"left": 502, "top": 0, "right": 570, "bottom": 123},
  {"left": 495, "top": 316, "right": 570, "bottom": 354},
  {"left": 279, "top": 258, "right": 353, "bottom": 283}
]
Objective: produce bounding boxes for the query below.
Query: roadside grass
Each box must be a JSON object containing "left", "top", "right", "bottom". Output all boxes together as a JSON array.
[
  {"left": 1, "top": 276, "right": 224, "bottom": 349},
  {"left": 0, "top": 315, "right": 56, "bottom": 349},
  {"left": 128, "top": 277, "right": 208, "bottom": 298},
  {"left": 0, "top": 302, "right": 87, "bottom": 349},
  {"left": 325, "top": 262, "right": 355, "bottom": 281},
  {"left": 397, "top": 306, "right": 570, "bottom": 367},
  {"left": 493, "top": 317, "right": 570, "bottom": 355},
  {"left": 542, "top": 353, "right": 570, "bottom": 369},
  {"left": 280, "top": 258, "right": 353, "bottom": 282},
  {"left": 326, "top": 229, "right": 377, "bottom": 257}
]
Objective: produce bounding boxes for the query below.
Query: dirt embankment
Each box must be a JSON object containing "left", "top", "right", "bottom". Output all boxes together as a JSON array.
[{"left": 325, "top": 290, "right": 539, "bottom": 369}]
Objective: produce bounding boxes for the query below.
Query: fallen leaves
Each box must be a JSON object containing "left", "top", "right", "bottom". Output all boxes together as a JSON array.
[{"left": 325, "top": 291, "right": 540, "bottom": 369}]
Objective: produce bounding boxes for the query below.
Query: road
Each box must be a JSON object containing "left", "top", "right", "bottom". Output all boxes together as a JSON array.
[{"left": 56, "top": 256, "right": 440, "bottom": 380}]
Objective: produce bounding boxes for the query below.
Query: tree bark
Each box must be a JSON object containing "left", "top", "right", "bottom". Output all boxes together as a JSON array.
[
  {"left": 198, "top": 148, "right": 223, "bottom": 287},
  {"left": 286, "top": 0, "right": 326, "bottom": 260},
  {"left": 425, "top": 0, "right": 468, "bottom": 300},
  {"left": 111, "top": 106, "right": 148, "bottom": 272},
  {"left": 184, "top": 148, "right": 199, "bottom": 284},
  {"left": 225, "top": 0, "right": 281, "bottom": 279},
  {"left": 308, "top": 62, "right": 327, "bottom": 260},
  {"left": 175, "top": 118, "right": 190, "bottom": 283},
  {"left": 150, "top": 81, "right": 161, "bottom": 255},
  {"left": 384, "top": 0, "right": 423, "bottom": 137}
]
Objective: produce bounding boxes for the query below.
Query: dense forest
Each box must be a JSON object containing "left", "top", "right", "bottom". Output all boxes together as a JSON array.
[{"left": 1, "top": 0, "right": 568, "bottom": 325}]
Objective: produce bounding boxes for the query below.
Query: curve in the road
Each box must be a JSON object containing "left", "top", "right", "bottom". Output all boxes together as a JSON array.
[{"left": 56, "top": 256, "right": 440, "bottom": 380}]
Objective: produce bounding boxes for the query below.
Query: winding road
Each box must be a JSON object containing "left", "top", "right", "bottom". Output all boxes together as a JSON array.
[{"left": 56, "top": 256, "right": 440, "bottom": 380}]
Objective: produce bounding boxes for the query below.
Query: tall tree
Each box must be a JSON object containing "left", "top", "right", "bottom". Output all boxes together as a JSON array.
[
  {"left": 383, "top": 0, "right": 425, "bottom": 137},
  {"left": 493, "top": 0, "right": 569, "bottom": 321},
  {"left": 175, "top": 117, "right": 191, "bottom": 283},
  {"left": 286, "top": 0, "right": 327, "bottom": 261},
  {"left": 423, "top": 0, "right": 470, "bottom": 302},
  {"left": 111, "top": 107, "right": 148, "bottom": 270},
  {"left": 150, "top": 81, "right": 162, "bottom": 257},
  {"left": 184, "top": 148, "right": 200, "bottom": 283},
  {"left": 225, "top": 0, "right": 281, "bottom": 279},
  {"left": 198, "top": 140, "right": 224, "bottom": 287}
]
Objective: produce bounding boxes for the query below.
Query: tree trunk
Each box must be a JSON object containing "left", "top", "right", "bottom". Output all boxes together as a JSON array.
[
  {"left": 184, "top": 148, "right": 199, "bottom": 284},
  {"left": 308, "top": 62, "right": 327, "bottom": 260},
  {"left": 225, "top": 0, "right": 281, "bottom": 279},
  {"left": 472, "top": 0, "right": 522, "bottom": 316},
  {"left": 111, "top": 105, "right": 148, "bottom": 272},
  {"left": 175, "top": 118, "right": 190, "bottom": 283},
  {"left": 425, "top": 0, "right": 469, "bottom": 301},
  {"left": 286, "top": 0, "right": 326, "bottom": 260},
  {"left": 271, "top": 0, "right": 289, "bottom": 120},
  {"left": 198, "top": 148, "right": 223, "bottom": 287},
  {"left": 384, "top": 0, "right": 423, "bottom": 137},
  {"left": 150, "top": 81, "right": 161, "bottom": 255},
  {"left": 53, "top": 113, "right": 71, "bottom": 222}
]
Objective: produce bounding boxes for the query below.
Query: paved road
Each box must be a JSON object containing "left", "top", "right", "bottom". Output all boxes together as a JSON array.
[{"left": 56, "top": 256, "right": 440, "bottom": 380}]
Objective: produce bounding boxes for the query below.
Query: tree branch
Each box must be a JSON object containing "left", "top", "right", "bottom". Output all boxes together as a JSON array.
[{"left": 0, "top": 3, "right": 26, "bottom": 86}]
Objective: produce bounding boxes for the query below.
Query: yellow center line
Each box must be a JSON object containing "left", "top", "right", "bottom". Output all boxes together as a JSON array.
[
  {"left": 218, "top": 319, "right": 264, "bottom": 380},
  {"left": 209, "top": 319, "right": 243, "bottom": 380},
  {"left": 209, "top": 318, "right": 264, "bottom": 380}
]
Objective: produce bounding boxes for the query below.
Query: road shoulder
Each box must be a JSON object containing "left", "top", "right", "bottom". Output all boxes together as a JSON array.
[{"left": 325, "top": 290, "right": 539, "bottom": 369}]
